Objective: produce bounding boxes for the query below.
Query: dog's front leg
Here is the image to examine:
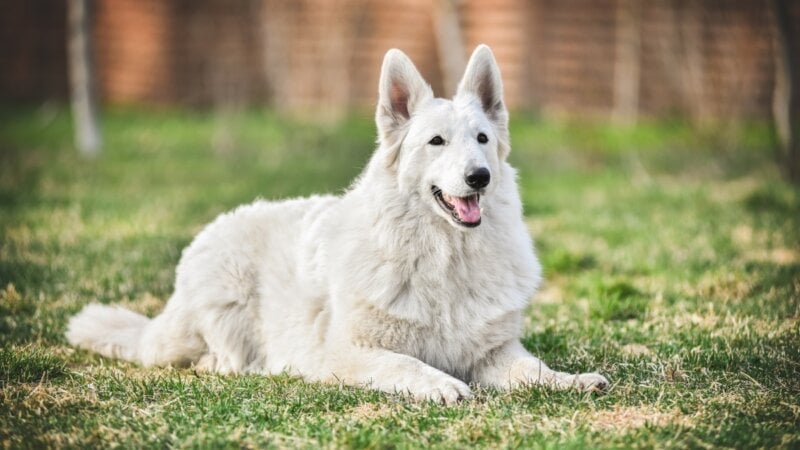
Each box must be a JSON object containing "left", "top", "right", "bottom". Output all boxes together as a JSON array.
[
  {"left": 472, "top": 340, "right": 608, "bottom": 392},
  {"left": 325, "top": 346, "right": 472, "bottom": 404}
]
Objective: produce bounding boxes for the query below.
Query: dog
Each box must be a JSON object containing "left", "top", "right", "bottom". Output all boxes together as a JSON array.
[{"left": 66, "top": 45, "right": 608, "bottom": 403}]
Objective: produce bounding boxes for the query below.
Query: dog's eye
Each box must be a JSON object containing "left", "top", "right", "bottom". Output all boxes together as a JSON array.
[
  {"left": 429, "top": 136, "right": 445, "bottom": 146},
  {"left": 477, "top": 133, "right": 488, "bottom": 144}
]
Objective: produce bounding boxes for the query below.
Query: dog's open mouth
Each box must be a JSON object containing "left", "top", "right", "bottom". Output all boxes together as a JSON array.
[{"left": 432, "top": 186, "right": 481, "bottom": 227}]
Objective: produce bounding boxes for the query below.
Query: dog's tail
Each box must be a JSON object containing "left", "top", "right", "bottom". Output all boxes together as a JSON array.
[{"left": 65, "top": 304, "right": 150, "bottom": 363}]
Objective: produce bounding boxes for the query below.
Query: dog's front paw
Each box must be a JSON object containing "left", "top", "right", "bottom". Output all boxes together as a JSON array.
[
  {"left": 564, "top": 372, "right": 609, "bottom": 392},
  {"left": 405, "top": 373, "right": 472, "bottom": 405}
]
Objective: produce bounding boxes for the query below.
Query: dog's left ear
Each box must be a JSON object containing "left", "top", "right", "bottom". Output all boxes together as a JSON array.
[
  {"left": 376, "top": 49, "right": 434, "bottom": 166},
  {"left": 457, "top": 45, "right": 510, "bottom": 158}
]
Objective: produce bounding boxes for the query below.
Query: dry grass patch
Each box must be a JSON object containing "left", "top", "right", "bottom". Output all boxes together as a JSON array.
[
  {"left": 750, "top": 248, "right": 800, "bottom": 265},
  {"left": 694, "top": 272, "right": 753, "bottom": 301},
  {"left": 536, "top": 283, "right": 565, "bottom": 305},
  {"left": 650, "top": 308, "right": 795, "bottom": 340},
  {"left": 0, "top": 283, "right": 24, "bottom": 313},
  {"left": 346, "top": 402, "right": 396, "bottom": 421},
  {"left": 119, "top": 292, "right": 167, "bottom": 316},
  {"left": 583, "top": 405, "right": 692, "bottom": 432},
  {"left": 731, "top": 224, "right": 799, "bottom": 265},
  {"left": 2, "top": 382, "right": 97, "bottom": 414},
  {"left": 621, "top": 344, "right": 655, "bottom": 358}
]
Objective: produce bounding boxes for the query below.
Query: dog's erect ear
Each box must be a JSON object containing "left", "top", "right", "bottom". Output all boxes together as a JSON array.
[
  {"left": 457, "top": 45, "right": 508, "bottom": 128},
  {"left": 376, "top": 49, "right": 433, "bottom": 164}
]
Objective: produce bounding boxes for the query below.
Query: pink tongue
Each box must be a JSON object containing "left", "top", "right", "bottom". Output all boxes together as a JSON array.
[{"left": 452, "top": 195, "right": 481, "bottom": 223}]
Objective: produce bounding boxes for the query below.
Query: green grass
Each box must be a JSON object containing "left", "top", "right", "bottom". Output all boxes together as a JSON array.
[{"left": 1, "top": 104, "right": 798, "bottom": 449}]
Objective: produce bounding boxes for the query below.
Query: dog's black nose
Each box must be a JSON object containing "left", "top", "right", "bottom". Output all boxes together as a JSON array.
[{"left": 465, "top": 167, "right": 491, "bottom": 189}]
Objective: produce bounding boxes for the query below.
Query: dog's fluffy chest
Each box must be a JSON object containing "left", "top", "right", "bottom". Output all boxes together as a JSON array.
[
  {"left": 317, "top": 182, "right": 541, "bottom": 379},
  {"left": 350, "top": 296, "right": 521, "bottom": 380},
  {"left": 344, "top": 231, "right": 535, "bottom": 378}
]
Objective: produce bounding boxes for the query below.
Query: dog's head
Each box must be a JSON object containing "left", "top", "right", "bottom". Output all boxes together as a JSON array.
[{"left": 375, "top": 45, "right": 510, "bottom": 229}]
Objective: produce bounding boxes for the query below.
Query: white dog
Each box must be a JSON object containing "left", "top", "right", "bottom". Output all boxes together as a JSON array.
[{"left": 67, "top": 45, "right": 608, "bottom": 403}]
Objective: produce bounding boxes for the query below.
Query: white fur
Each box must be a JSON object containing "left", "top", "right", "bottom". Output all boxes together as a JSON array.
[{"left": 66, "top": 45, "right": 608, "bottom": 403}]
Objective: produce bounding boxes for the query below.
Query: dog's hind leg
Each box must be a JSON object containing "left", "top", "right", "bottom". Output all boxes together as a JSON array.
[
  {"left": 136, "top": 297, "right": 207, "bottom": 368},
  {"left": 191, "top": 302, "right": 263, "bottom": 374}
]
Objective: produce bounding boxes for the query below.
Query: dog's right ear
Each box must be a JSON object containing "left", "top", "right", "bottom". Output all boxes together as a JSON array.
[{"left": 376, "top": 49, "right": 433, "bottom": 166}]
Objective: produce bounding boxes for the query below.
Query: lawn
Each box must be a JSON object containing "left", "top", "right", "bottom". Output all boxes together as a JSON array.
[{"left": 1, "top": 105, "right": 798, "bottom": 449}]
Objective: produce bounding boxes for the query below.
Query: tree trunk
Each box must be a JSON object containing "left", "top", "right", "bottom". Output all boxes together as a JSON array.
[
  {"left": 771, "top": 0, "right": 799, "bottom": 182},
  {"left": 612, "top": 0, "right": 642, "bottom": 124},
  {"left": 434, "top": 0, "right": 466, "bottom": 97},
  {"left": 67, "top": 0, "right": 102, "bottom": 157}
]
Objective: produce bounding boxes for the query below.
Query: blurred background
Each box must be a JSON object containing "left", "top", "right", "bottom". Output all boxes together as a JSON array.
[
  {"left": 1, "top": 0, "right": 798, "bottom": 174},
  {"left": 3, "top": 0, "right": 799, "bottom": 178},
  {"left": 1, "top": 0, "right": 798, "bottom": 121}
]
